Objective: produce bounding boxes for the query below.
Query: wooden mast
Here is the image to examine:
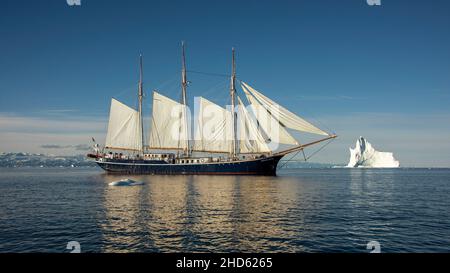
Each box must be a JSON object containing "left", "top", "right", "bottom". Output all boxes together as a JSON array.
[
  {"left": 181, "top": 41, "right": 190, "bottom": 157},
  {"left": 138, "top": 54, "right": 144, "bottom": 156},
  {"left": 230, "top": 48, "right": 238, "bottom": 159}
]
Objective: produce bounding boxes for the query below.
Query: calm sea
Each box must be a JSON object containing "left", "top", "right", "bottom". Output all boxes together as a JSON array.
[{"left": 0, "top": 167, "right": 449, "bottom": 253}]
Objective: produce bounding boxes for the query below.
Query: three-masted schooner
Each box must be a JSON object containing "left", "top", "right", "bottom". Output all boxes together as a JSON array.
[{"left": 87, "top": 43, "right": 336, "bottom": 175}]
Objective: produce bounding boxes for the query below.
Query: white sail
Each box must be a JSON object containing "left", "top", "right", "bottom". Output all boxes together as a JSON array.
[
  {"left": 241, "top": 82, "right": 329, "bottom": 136},
  {"left": 148, "top": 91, "right": 189, "bottom": 150},
  {"left": 237, "top": 97, "right": 271, "bottom": 153},
  {"left": 193, "top": 97, "right": 232, "bottom": 153},
  {"left": 241, "top": 85, "right": 299, "bottom": 146},
  {"left": 105, "top": 98, "right": 142, "bottom": 151}
]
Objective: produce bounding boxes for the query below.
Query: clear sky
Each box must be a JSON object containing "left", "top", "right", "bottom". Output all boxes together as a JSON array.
[{"left": 1, "top": 0, "right": 450, "bottom": 167}]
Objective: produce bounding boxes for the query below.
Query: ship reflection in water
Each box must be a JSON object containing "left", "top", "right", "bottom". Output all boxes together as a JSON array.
[
  {"left": 1, "top": 168, "right": 449, "bottom": 252},
  {"left": 100, "top": 174, "right": 304, "bottom": 252}
]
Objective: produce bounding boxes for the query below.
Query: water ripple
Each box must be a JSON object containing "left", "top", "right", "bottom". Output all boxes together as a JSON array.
[{"left": 0, "top": 168, "right": 449, "bottom": 252}]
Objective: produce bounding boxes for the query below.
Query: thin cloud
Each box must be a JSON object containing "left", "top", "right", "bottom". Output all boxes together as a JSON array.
[
  {"left": 38, "top": 109, "right": 78, "bottom": 114},
  {"left": 0, "top": 113, "right": 106, "bottom": 156},
  {"left": 0, "top": 113, "right": 106, "bottom": 134},
  {"left": 41, "top": 144, "right": 91, "bottom": 151}
]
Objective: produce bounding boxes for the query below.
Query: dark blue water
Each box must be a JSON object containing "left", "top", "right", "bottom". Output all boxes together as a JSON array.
[{"left": 0, "top": 167, "right": 449, "bottom": 253}]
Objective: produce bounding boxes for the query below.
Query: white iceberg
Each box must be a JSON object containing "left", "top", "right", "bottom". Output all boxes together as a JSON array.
[
  {"left": 347, "top": 137, "right": 399, "bottom": 168},
  {"left": 108, "top": 178, "right": 144, "bottom": 186}
]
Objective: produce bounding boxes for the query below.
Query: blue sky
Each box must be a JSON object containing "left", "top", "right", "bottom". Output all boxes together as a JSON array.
[{"left": 1, "top": 0, "right": 450, "bottom": 166}]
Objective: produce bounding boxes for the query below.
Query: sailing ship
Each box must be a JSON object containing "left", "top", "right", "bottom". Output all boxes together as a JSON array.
[{"left": 87, "top": 43, "right": 336, "bottom": 175}]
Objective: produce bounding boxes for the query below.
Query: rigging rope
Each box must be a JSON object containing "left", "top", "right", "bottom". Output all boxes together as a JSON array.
[
  {"left": 278, "top": 138, "right": 336, "bottom": 169},
  {"left": 187, "top": 70, "right": 230, "bottom": 78},
  {"left": 277, "top": 150, "right": 301, "bottom": 170},
  {"left": 305, "top": 138, "right": 335, "bottom": 161}
]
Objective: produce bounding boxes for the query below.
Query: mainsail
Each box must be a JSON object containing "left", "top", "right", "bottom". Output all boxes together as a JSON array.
[
  {"left": 105, "top": 98, "right": 142, "bottom": 151},
  {"left": 148, "top": 91, "right": 189, "bottom": 150},
  {"left": 241, "top": 82, "right": 329, "bottom": 136},
  {"left": 193, "top": 97, "right": 233, "bottom": 153}
]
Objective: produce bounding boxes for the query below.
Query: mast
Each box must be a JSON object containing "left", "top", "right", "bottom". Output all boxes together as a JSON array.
[
  {"left": 181, "top": 41, "right": 190, "bottom": 157},
  {"left": 138, "top": 54, "right": 144, "bottom": 155},
  {"left": 230, "top": 48, "right": 238, "bottom": 159}
]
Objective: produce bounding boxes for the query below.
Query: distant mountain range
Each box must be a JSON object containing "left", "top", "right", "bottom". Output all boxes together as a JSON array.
[
  {"left": 0, "top": 152, "right": 337, "bottom": 168},
  {"left": 0, "top": 152, "right": 95, "bottom": 167}
]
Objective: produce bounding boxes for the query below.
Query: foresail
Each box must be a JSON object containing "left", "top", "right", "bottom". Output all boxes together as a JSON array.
[
  {"left": 241, "top": 82, "right": 329, "bottom": 136},
  {"left": 148, "top": 92, "right": 189, "bottom": 150},
  {"left": 241, "top": 86, "right": 299, "bottom": 146},
  {"left": 193, "top": 97, "right": 232, "bottom": 153},
  {"left": 237, "top": 97, "right": 271, "bottom": 153},
  {"left": 105, "top": 98, "right": 142, "bottom": 151}
]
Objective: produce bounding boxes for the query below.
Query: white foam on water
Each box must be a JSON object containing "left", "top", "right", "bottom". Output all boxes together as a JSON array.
[{"left": 108, "top": 178, "right": 144, "bottom": 186}]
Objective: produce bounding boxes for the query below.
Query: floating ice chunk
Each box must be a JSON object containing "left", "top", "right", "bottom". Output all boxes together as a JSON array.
[
  {"left": 347, "top": 137, "right": 399, "bottom": 168},
  {"left": 108, "top": 179, "right": 144, "bottom": 186}
]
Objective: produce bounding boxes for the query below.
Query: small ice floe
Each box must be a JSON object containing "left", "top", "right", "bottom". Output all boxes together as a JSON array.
[{"left": 108, "top": 178, "right": 144, "bottom": 187}]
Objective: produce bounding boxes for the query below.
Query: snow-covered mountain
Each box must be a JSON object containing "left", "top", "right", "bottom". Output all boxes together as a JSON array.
[
  {"left": 347, "top": 137, "right": 399, "bottom": 168},
  {"left": 0, "top": 152, "right": 95, "bottom": 167}
]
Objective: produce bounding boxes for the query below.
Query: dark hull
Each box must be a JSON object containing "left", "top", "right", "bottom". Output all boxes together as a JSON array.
[{"left": 95, "top": 155, "right": 283, "bottom": 176}]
